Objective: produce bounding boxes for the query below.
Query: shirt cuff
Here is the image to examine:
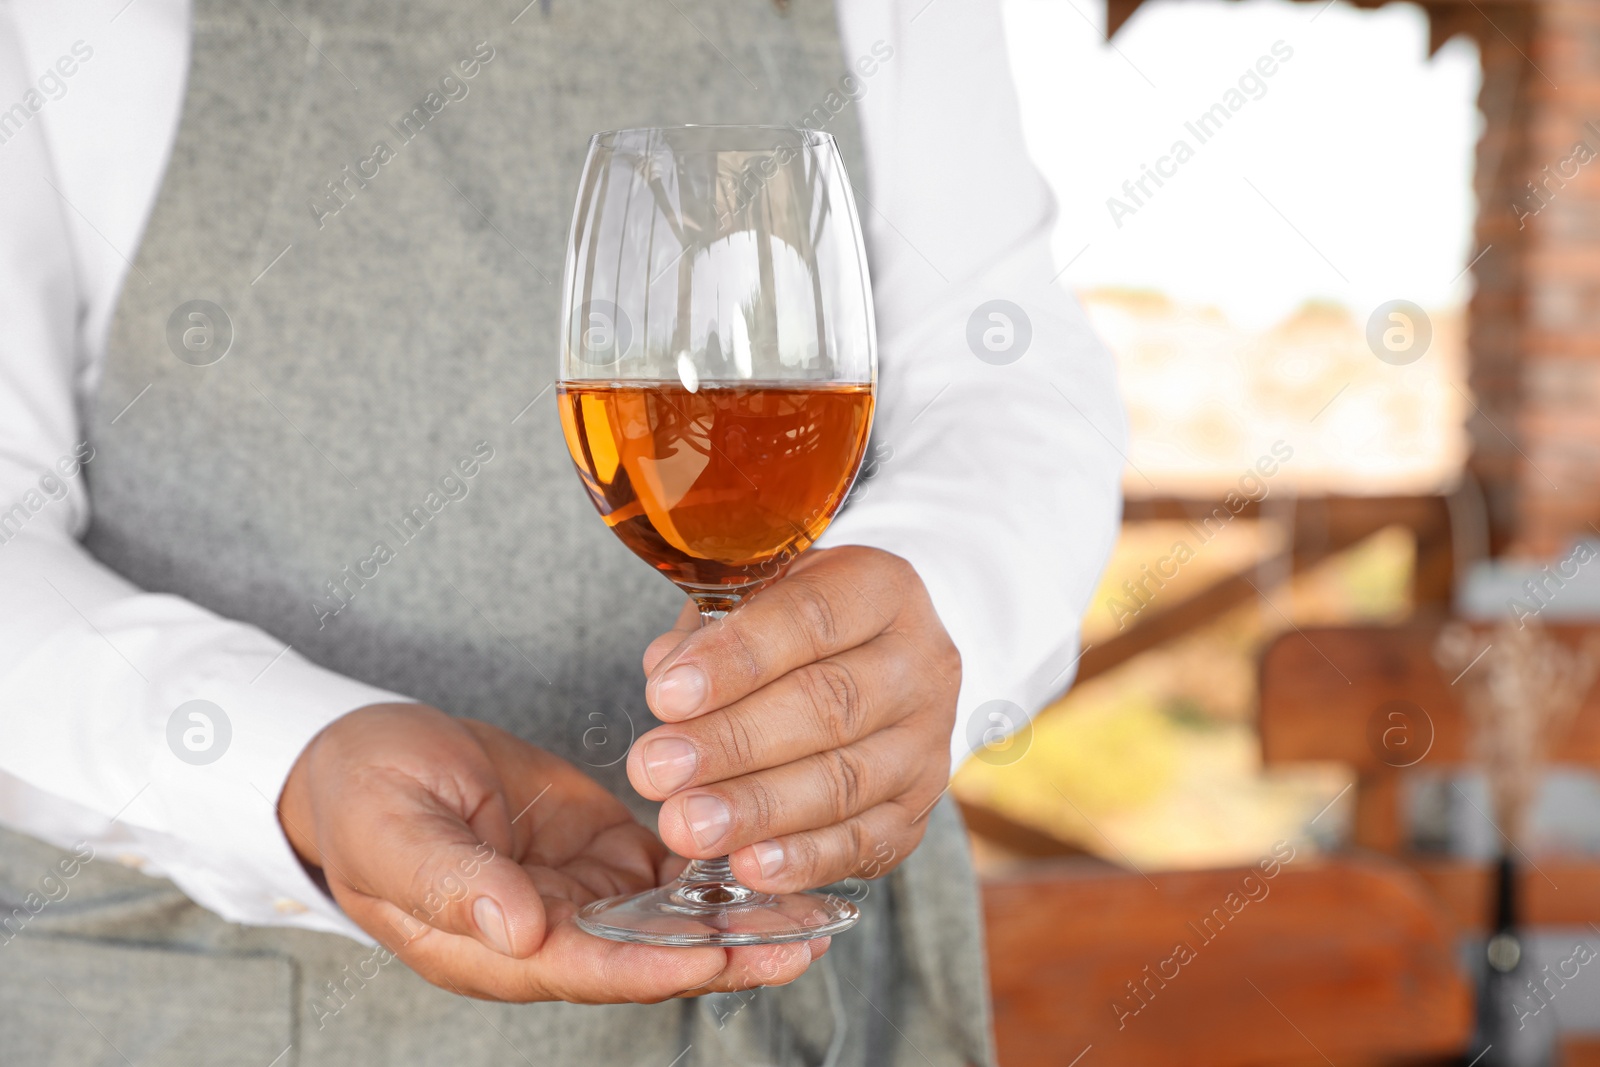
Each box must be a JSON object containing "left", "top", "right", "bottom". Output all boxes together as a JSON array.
[{"left": 140, "top": 645, "right": 408, "bottom": 943}]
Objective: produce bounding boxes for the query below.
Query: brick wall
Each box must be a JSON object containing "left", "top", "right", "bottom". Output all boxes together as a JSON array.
[{"left": 1464, "top": 0, "right": 1600, "bottom": 556}]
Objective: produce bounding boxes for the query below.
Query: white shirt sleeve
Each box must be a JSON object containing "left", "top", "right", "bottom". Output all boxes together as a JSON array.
[
  {"left": 0, "top": 0, "right": 400, "bottom": 940},
  {"left": 827, "top": 1, "right": 1126, "bottom": 769}
]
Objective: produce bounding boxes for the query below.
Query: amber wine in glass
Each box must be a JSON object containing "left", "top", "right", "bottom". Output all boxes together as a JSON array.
[{"left": 558, "top": 126, "right": 875, "bottom": 946}]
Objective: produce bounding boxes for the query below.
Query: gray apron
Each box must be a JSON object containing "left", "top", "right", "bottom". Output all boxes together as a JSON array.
[{"left": 0, "top": 0, "right": 993, "bottom": 1063}]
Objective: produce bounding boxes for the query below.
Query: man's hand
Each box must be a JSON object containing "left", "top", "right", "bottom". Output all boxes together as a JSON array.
[
  {"left": 628, "top": 546, "right": 959, "bottom": 893},
  {"left": 278, "top": 704, "right": 819, "bottom": 1002}
]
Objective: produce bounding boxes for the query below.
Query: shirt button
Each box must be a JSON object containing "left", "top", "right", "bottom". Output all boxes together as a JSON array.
[{"left": 273, "top": 897, "right": 309, "bottom": 915}]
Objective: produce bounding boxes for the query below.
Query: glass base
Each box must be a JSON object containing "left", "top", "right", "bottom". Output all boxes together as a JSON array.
[{"left": 576, "top": 858, "right": 860, "bottom": 947}]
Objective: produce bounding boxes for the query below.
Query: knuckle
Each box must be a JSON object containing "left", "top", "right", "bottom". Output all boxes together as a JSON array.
[
  {"left": 846, "top": 820, "right": 879, "bottom": 880},
  {"left": 909, "top": 627, "right": 962, "bottom": 710},
  {"left": 869, "top": 551, "right": 914, "bottom": 603},
  {"left": 785, "top": 830, "right": 826, "bottom": 883},
  {"left": 404, "top": 858, "right": 456, "bottom": 918},
  {"left": 852, "top": 821, "right": 912, "bottom": 883},
  {"left": 716, "top": 617, "right": 766, "bottom": 688},
  {"left": 940, "top": 635, "right": 962, "bottom": 686},
  {"left": 797, "top": 659, "right": 866, "bottom": 745},
  {"left": 738, "top": 779, "right": 780, "bottom": 837},
  {"left": 710, "top": 713, "right": 758, "bottom": 771},
  {"left": 884, "top": 550, "right": 915, "bottom": 586},
  {"left": 822, "top": 746, "right": 868, "bottom": 822},
  {"left": 785, "top": 577, "right": 841, "bottom": 657}
]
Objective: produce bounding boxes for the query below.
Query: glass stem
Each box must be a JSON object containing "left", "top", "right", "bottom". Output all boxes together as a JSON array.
[
  {"left": 679, "top": 595, "right": 741, "bottom": 890},
  {"left": 681, "top": 855, "right": 736, "bottom": 886}
]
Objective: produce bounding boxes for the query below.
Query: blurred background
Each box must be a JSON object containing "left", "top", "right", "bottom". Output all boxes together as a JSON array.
[{"left": 961, "top": 0, "right": 1600, "bottom": 1063}]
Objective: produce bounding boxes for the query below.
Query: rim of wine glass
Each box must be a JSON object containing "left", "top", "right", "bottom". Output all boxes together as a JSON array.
[
  {"left": 589, "top": 124, "right": 838, "bottom": 151},
  {"left": 565, "top": 123, "right": 875, "bottom": 389}
]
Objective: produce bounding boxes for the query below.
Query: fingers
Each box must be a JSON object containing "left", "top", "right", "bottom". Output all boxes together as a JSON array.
[
  {"left": 629, "top": 546, "right": 959, "bottom": 899},
  {"left": 322, "top": 779, "right": 549, "bottom": 959},
  {"left": 369, "top": 894, "right": 711, "bottom": 1002},
  {"left": 380, "top": 900, "right": 818, "bottom": 1004},
  {"left": 644, "top": 547, "right": 915, "bottom": 723},
  {"left": 286, "top": 707, "right": 552, "bottom": 961},
  {"left": 676, "top": 942, "right": 823, "bottom": 997},
  {"left": 727, "top": 801, "right": 931, "bottom": 895},
  {"left": 523, "top": 821, "right": 668, "bottom": 904},
  {"left": 460, "top": 720, "right": 664, "bottom": 882},
  {"left": 655, "top": 725, "right": 947, "bottom": 865},
  {"left": 286, "top": 704, "right": 821, "bottom": 1006},
  {"left": 627, "top": 638, "right": 916, "bottom": 801}
]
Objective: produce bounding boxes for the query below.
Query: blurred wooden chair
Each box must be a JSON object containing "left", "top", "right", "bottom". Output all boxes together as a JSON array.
[
  {"left": 1258, "top": 622, "right": 1600, "bottom": 1065},
  {"left": 984, "top": 620, "right": 1563, "bottom": 1066},
  {"left": 1256, "top": 623, "right": 1600, "bottom": 900}
]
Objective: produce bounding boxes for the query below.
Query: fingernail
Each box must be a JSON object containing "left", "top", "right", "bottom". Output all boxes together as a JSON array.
[
  {"left": 683, "top": 794, "right": 731, "bottom": 849},
  {"left": 808, "top": 936, "right": 832, "bottom": 960},
  {"left": 653, "top": 665, "right": 708, "bottom": 718},
  {"left": 752, "top": 839, "right": 786, "bottom": 880},
  {"left": 642, "top": 736, "right": 697, "bottom": 794},
  {"left": 473, "top": 896, "right": 512, "bottom": 956}
]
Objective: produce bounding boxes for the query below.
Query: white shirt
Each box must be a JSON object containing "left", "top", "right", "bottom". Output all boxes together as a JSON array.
[{"left": 0, "top": 0, "right": 1123, "bottom": 941}]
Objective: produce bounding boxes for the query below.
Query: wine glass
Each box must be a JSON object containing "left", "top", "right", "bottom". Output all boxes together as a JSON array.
[{"left": 556, "top": 126, "right": 875, "bottom": 946}]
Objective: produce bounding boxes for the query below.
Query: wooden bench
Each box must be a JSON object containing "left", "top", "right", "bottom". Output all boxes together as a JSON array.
[
  {"left": 985, "top": 855, "right": 1469, "bottom": 1067},
  {"left": 979, "top": 620, "right": 1600, "bottom": 1062},
  {"left": 1260, "top": 622, "right": 1600, "bottom": 1063},
  {"left": 982, "top": 620, "right": 1600, "bottom": 1065}
]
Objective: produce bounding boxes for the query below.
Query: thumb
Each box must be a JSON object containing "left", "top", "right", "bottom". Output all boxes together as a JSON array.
[{"left": 331, "top": 787, "right": 547, "bottom": 960}]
